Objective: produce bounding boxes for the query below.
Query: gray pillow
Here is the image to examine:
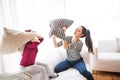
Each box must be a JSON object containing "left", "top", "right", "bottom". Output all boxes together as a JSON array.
[
  {"left": 0, "top": 27, "right": 38, "bottom": 54},
  {"left": 49, "top": 28, "right": 65, "bottom": 40},
  {"left": 49, "top": 18, "right": 74, "bottom": 29},
  {"left": 49, "top": 18, "right": 73, "bottom": 39}
]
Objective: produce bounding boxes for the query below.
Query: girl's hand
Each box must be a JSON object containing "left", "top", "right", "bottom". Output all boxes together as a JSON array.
[
  {"left": 38, "top": 35, "right": 43, "bottom": 39},
  {"left": 31, "top": 37, "right": 40, "bottom": 42}
]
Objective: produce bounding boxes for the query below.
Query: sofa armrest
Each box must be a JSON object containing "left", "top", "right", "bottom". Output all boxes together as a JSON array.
[
  {"left": 93, "top": 47, "right": 98, "bottom": 62},
  {"left": 90, "top": 47, "right": 98, "bottom": 69}
]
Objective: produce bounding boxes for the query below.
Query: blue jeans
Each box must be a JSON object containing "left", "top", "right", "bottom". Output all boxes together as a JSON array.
[{"left": 54, "top": 59, "right": 94, "bottom": 80}]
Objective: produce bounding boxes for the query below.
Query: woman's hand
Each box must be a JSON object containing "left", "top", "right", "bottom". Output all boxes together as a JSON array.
[
  {"left": 52, "top": 35, "right": 58, "bottom": 48},
  {"left": 63, "top": 40, "right": 68, "bottom": 49}
]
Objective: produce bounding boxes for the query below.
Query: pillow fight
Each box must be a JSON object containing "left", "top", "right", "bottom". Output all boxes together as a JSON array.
[{"left": 0, "top": 18, "right": 95, "bottom": 80}]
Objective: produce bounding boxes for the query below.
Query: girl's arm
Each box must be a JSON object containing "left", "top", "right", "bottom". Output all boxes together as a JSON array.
[
  {"left": 38, "top": 35, "right": 44, "bottom": 42},
  {"left": 31, "top": 37, "right": 40, "bottom": 42}
]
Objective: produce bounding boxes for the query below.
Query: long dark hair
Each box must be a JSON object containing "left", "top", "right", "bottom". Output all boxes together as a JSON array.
[{"left": 81, "top": 26, "right": 94, "bottom": 54}]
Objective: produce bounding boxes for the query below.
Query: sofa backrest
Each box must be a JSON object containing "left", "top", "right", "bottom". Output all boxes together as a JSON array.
[{"left": 98, "top": 40, "right": 116, "bottom": 53}]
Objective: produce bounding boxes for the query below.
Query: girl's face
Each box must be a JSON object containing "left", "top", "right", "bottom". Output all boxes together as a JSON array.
[{"left": 74, "top": 26, "right": 83, "bottom": 37}]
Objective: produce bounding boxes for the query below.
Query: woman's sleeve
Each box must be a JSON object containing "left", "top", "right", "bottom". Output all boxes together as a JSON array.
[
  {"left": 57, "top": 41, "right": 63, "bottom": 47},
  {"left": 39, "top": 37, "right": 44, "bottom": 43}
]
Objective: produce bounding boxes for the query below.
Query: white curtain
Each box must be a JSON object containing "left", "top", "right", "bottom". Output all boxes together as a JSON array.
[
  {"left": 0, "top": 0, "right": 65, "bottom": 73},
  {"left": 0, "top": 0, "right": 120, "bottom": 73}
]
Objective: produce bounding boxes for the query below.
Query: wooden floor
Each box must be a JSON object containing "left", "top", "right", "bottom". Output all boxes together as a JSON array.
[{"left": 93, "top": 71, "right": 120, "bottom": 80}]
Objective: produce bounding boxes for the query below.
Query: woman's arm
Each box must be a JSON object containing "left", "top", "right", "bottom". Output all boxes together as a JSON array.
[
  {"left": 63, "top": 40, "right": 68, "bottom": 49},
  {"left": 52, "top": 26, "right": 67, "bottom": 48},
  {"left": 52, "top": 35, "right": 58, "bottom": 48}
]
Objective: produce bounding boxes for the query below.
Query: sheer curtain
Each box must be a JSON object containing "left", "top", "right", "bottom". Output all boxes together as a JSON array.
[
  {"left": 0, "top": 0, "right": 65, "bottom": 73},
  {"left": 0, "top": 0, "right": 120, "bottom": 73}
]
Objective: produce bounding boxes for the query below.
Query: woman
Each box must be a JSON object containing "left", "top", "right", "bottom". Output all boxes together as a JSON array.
[{"left": 52, "top": 26, "right": 94, "bottom": 80}]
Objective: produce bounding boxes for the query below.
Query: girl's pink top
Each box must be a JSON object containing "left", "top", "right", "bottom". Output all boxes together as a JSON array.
[{"left": 20, "top": 37, "right": 44, "bottom": 67}]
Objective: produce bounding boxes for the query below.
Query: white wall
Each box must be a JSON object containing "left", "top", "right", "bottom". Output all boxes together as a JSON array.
[{"left": 65, "top": 0, "right": 120, "bottom": 46}]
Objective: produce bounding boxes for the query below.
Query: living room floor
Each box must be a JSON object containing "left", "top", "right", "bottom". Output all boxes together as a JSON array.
[{"left": 93, "top": 71, "right": 120, "bottom": 80}]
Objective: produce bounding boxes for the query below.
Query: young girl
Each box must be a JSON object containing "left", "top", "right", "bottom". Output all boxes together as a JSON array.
[
  {"left": 20, "top": 29, "right": 44, "bottom": 67},
  {"left": 20, "top": 29, "right": 57, "bottom": 79},
  {"left": 52, "top": 26, "right": 95, "bottom": 80}
]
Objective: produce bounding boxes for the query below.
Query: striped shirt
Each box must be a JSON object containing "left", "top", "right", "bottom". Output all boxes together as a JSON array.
[{"left": 58, "top": 36, "right": 83, "bottom": 61}]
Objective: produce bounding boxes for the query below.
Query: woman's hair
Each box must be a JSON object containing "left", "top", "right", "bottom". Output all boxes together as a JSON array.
[{"left": 81, "top": 26, "right": 94, "bottom": 54}]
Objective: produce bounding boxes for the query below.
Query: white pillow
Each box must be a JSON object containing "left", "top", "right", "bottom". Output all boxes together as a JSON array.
[
  {"left": 36, "top": 47, "right": 66, "bottom": 74},
  {"left": 0, "top": 27, "right": 38, "bottom": 54}
]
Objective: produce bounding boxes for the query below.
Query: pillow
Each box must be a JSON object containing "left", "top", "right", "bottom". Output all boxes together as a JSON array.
[
  {"left": 49, "top": 28, "right": 65, "bottom": 40},
  {"left": 116, "top": 37, "right": 120, "bottom": 52},
  {"left": 49, "top": 18, "right": 74, "bottom": 29},
  {"left": 0, "top": 27, "right": 38, "bottom": 54},
  {"left": 49, "top": 18, "right": 73, "bottom": 39}
]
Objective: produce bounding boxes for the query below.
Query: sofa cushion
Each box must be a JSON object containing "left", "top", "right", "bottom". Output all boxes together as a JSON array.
[
  {"left": 51, "top": 68, "right": 87, "bottom": 80},
  {"left": 98, "top": 40, "right": 116, "bottom": 52},
  {"left": 36, "top": 47, "right": 66, "bottom": 74},
  {"left": 98, "top": 52, "right": 120, "bottom": 61}
]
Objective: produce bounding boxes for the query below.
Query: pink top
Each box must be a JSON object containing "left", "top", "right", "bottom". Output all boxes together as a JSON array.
[{"left": 20, "top": 38, "right": 44, "bottom": 67}]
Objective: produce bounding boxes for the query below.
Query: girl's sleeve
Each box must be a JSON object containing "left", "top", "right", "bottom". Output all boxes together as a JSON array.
[
  {"left": 39, "top": 37, "right": 44, "bottom": 43},
  {"left": 25, "top": 42, "right": 39, "bottom": 48}
]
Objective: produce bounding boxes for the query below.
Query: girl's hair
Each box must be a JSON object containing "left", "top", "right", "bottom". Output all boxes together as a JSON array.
[
  {"left": 25, "top": 29, "right": 31, "bottom": 32},
  {"left": 81, "top": 26, "right": 94, "bottom": 54}
]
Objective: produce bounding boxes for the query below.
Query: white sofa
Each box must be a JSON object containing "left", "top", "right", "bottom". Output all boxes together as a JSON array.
[
  {"left": 36, "top": 47, "right": 91, "bottom": 80},
  {"left": 0, "top": 46, "right": 91, "bottom": 80},
  {"left": 92, "top": 39, "right": 120, "bottom": 73}
]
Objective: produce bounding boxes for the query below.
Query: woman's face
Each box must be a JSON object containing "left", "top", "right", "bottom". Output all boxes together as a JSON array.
[{"left": 74, "top": 26, "right": 83, "bottom": 37}]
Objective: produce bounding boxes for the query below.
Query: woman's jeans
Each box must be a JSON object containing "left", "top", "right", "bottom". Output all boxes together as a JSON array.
[{"left": 54, "top": 59, "right": 94, "bottom": 80}]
